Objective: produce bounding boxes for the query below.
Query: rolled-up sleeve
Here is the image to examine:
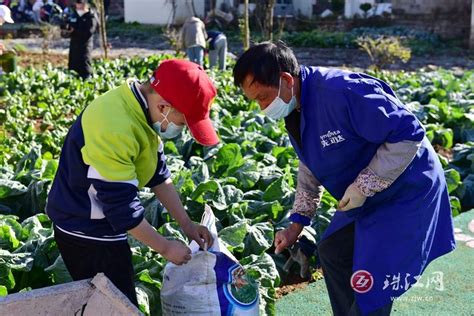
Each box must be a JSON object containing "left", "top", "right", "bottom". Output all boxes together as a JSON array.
[
  {"left": 354, "top": 140, "right": 422, "bottom": 197},
  {"left": 344, "top": 75, "right": 425, "bottom": 197}
]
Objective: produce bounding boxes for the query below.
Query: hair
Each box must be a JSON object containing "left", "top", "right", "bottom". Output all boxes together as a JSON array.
[
  {"left": 75, "top": 0, "right": 88, "bottom": 5},
  {"left": 233, "top": 41, "right": 299, "bottom": 88},
  {"left": 143, "top": 80, "right": 157, "bottom": 95}
]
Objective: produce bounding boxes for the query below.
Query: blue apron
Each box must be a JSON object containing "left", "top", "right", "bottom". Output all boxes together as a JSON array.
[{"left": 291, "top": 66, "right": 456, "bottom": 315}]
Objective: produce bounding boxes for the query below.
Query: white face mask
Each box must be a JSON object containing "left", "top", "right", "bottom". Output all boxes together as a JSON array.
[
  {"left": 263, "top": 77, "right": 297, "bottom": 120},
  {"left": 152, "top": 107, "right": 185, "bottom": 139},
  {"left": 76, "top": 9, "right": 86, "bottom": 16}
]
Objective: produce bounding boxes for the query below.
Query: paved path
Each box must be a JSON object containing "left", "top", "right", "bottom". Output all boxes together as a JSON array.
[{"left": 276, "top": 210, "right": 474, "bottom": 315}]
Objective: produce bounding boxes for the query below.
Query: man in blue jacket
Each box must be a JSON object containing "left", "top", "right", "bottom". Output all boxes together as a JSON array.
[
  {"left": 47, "top": 59, "right": 218, "bottom": 306},
  {"left": 233, "top": 42, "right": 455, "bottom": 315}
]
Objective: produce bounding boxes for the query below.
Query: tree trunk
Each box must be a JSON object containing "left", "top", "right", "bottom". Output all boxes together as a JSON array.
[
  {"left": 167, "top": 0, "right": 177, "bottom": 26},
  {"left": 470, "top": 0, "right": 474, "bottom": 49},
  {"left": 264, "top": 0, "right": 275, "bottom": 41},
  {"left": 96, "top": 0, "right": 108, "bottom": 59},
  {"left": 243, "top": 0, "right": 250, "bottom": 50},
  {"left": 276, "top": 15, "right": 286, "bottom": 41}
]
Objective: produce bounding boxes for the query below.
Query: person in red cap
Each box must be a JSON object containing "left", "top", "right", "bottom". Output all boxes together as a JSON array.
[
  {"left": 46, "top": 59, "right": 219, "bottom": 306},
  {"left": 149, "top": 58, "right": 219, "bottom": 146}
]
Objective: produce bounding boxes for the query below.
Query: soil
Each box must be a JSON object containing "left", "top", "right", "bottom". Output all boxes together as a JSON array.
[
  {"left": 434, "top": 144, "right": 454, "bottom": 161},
  {"left": 17, "top": 51, "right": 68, "bottom": 68},
  {"left": 276, "top": 281, "right": 311, "bottom": 298},
  {"left": 6, "top": 32, "right": 474, "bottom": 71},
  {"left": 292, "top": 47, "right": 474, "bottom": 71},
  {"left": 276, "top": 268, "right": 324, "bottom": 298}
]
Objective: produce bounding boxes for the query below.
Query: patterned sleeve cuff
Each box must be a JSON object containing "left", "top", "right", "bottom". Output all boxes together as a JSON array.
[
  {"left": 354, "top": 167, "right": 393, "bottom": 197},
  {"left": 290, "top": 190, "right": 320, "bottom": 222},
  {"left": 289, "top": 213, "right": 311, "bottom": 226}
]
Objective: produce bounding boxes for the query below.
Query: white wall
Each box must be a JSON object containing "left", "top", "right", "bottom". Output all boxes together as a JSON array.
[
  {"left": 237, "top": 0, "right": 314, "bottom": 18},
  {"left": 293, "top": 0, "right": 315, "bottom": 18},
  {"left": 124, "top": 0, "right": 205, "bottom": 25},
  {"left": 238, "top": 3, "right": 257, "bottom": 15},
  {"left": 124, "top": 0, "right": 169, "bottom": 24},
  {"left": 174, "top": 0, "right": 206, "bottom": 24}
]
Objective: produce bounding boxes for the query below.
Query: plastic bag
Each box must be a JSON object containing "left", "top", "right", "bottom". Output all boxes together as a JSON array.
[{"left": 161, "top": 205, "right": 259, "bottom": 315}]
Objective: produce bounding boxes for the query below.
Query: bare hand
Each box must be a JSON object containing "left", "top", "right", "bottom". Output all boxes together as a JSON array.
[
  {"left": 338, "top": 183, "right": 367, "bottom": 211},
  {"left": 162, "top": 239, "right": 191, "bottom": 265},
  {"left": 274, "top": 223, "right": 303, "bottom": 254},
  {"left": 182, "top": 222, "right": 214, "bottom": 250}
]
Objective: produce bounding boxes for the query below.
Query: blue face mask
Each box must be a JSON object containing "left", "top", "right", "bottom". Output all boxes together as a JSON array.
[
  {"left": 153, "top": 108, "right": 185, "bottom": 139},
  {"left": 263, "top": 77, "right": 297, "bottom": 120}
]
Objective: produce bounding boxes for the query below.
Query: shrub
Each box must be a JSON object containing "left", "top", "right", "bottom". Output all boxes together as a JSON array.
[{"left": 356, "top": 36, "right": 411, "bottom": 69}]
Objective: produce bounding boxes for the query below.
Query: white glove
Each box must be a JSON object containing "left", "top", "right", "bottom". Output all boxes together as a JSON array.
[{"left": 338, "top": 183, "right": 367, "bottom": 211}]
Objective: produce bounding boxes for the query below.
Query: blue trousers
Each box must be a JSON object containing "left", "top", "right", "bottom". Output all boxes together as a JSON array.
[{"left": 186, "top": 46, "right": 204, "bottom": 67}]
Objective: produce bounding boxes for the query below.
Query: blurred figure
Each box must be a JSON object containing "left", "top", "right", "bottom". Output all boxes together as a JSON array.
[
  {"left": 180, "top": 16, "right": 206, "bottom": 67},
  {"left": 31, "top": 0, "right": 43, "bottom": 23},
  {"left": 207, "top": 30, "right": 227, "bottom": 70},
  {"left": 55, "top": 0, "right": 67, "bottom": 8},
  {"left": 0, "top": 4, "right": 13, "bottom": 25},
  {"left": 10, "top": 0, "right": 31, "bottom": 22},
  {"left": 0, "top": 4, "right": 16, "bottom": 74},
  {"left": 66, "top": 0, "right": 98, "bottom": 79},
  {"left": 40, "top": 0, "right": 62, "bottom": 23}
]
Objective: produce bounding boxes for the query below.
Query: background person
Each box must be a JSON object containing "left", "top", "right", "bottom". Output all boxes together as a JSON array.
[
  {"left": 180, "top": 16, "right": 206, "bottom": 67},
  {"left": 66, "top": 0, "right": 98, "bottom": 79},
  {"left": 207, "top": 30, "right": 227, "bottom": 70}
]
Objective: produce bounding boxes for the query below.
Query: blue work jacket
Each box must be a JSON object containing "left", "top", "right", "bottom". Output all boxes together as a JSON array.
[{"left": 290, "top": 66, "right": 456, "bottom": 314}]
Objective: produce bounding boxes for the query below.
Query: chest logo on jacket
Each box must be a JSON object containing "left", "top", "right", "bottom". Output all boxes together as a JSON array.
[{"left": 320, "top": 130, "right": 346, "bottom": 148}]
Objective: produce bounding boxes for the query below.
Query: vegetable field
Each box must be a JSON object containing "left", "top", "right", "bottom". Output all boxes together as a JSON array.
[{"left": 0, "top": 55, "right": 473, "bottom": 315}]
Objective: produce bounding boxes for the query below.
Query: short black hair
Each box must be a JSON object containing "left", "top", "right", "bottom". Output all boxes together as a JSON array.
[{"left": 233, "top": 41, "right": 299, "bottom": 88}]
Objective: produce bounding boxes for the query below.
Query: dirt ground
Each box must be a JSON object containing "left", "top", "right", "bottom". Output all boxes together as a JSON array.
[
  {"left": 295, "top": 47, "right": 474, "bottom": 71},
  {"left": 275, "top": 268, "right": 325, "bottom": 298},
  {"left": 276, "top": 280, "right": 312, "bottom": 298},
  {"left": 7, "top": 33, "right": 474, "bottom": 70},
  {"left": 17, "top": 51, "right": 68, "bottom": 68}
]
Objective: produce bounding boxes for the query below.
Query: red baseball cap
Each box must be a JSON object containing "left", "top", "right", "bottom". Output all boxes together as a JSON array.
[{"left": 150, "top": 59, "right": 219, "bottom": 146}]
